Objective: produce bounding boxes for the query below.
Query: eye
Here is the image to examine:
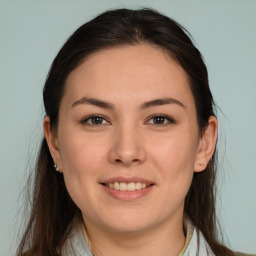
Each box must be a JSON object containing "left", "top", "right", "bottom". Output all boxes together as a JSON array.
[
  {"left": 81, "top": 115, "right": 110, "bottom": 125},
  {"left": 146, "top": 115, "right": 176, "bottom": 125}
]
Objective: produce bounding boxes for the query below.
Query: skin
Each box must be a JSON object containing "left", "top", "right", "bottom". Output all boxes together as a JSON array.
[{"left": 44, "top": 44, "right": 218, "bottom": 256}]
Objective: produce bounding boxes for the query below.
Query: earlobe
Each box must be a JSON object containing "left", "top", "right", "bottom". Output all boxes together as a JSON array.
[
  {"left": 194, "top": 116, "right": 218, "bottom": 172},
  {"left": 43, "top": 116, "right": 63, "bottom": 172}
]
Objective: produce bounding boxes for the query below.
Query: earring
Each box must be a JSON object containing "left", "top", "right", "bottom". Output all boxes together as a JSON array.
[{"left": 54, "top": 163, "right": 60, "bottom": 172}]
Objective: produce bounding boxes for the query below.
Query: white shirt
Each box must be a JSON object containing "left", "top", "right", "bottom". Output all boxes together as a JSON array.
[{"left": 61, "top": 217, "right": 215, "bottom": 256}]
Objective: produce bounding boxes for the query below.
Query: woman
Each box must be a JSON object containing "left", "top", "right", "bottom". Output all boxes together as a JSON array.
[{"left": 16, "top": 8, "right": 249, "bottom": 256}]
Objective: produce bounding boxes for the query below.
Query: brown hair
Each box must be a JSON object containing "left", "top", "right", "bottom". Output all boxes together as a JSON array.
[{"left": 17, "top": 8, "right": 234, "bottom": 256}]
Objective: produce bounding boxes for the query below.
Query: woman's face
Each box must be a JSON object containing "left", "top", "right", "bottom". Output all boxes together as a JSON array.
[{"left": 45, "top": 44, "right": 216, "bottom": 234}]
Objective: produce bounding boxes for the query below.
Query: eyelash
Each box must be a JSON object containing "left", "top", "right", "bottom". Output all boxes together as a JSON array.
[
  {"left": 81, "top": 115, "right": 110, "bottom": 125},
  {"left": 147, "top": 114, "right": 176, "bottom": 125},
  {"left": 81, "top": 114, "right": 176, "bottom": 126}
]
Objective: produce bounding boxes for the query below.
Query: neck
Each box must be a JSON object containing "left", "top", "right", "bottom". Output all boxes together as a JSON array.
[{"left": 82, "top": 213, "right": 186, "bottom": 256}]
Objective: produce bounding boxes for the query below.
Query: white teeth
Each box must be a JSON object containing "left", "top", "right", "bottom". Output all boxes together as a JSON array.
[
  {"left": 135, "top": 182, "right": 142, "bottom": 190},
  {"left": 120, "top": 182, "right": 127, "bottom": 191},
  {"left": 114, "top": 182, "right": 120, "bottom": 190},
  {"left": 107, "top": 182, "right": 149, "bottom": 191},
  {"left": 127, "top": 182, "right": 135, "bottom": 191}
]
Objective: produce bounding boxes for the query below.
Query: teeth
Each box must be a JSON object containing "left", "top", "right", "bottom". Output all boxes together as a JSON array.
[
  {"left": 127, "top": 182, "right": 135, "bottom": 191},
  {"left": 135, "top": 182, "right": 142, "bottom": 190},
  {"left": 114, "top": 182, "right": 120, "bottom": 190},
  {"left": 106, "top": 182, "right": 149, "bottom": 191}
]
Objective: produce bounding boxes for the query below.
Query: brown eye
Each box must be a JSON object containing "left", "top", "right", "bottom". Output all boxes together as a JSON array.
[
  {"left": 81, "top": 115, "right": 110, "bottom": 125},
  {"left": 153, "top": 116, "right": 166, "bottom": 124},
  {"left": 147, "top": 115, "right": 175, "bottom": 125}
]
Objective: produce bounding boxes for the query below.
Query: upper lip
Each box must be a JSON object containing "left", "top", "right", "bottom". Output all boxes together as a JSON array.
[{"left": 100, "top": 176, "right": 155, "bottom": 186}]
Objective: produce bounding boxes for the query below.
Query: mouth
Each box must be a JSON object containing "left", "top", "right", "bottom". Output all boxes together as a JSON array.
[
  {"left": 100, "top": 181, "right": 154, "bottom": 192},
  {"left": 100, "top": 180, "right": 155, "bottom": 201},
  {"left": 99, "top": 177, "right": 155, "bottom": 200}
]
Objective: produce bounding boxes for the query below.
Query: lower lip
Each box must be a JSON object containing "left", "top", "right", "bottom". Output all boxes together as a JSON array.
[{"left": 101, "top": 185, "right": 155, "bottom": 201}]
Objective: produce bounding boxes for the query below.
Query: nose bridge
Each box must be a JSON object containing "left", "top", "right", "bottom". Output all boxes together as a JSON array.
[{"left": 109, "top": 119, "right": 145, "bottom": 166}]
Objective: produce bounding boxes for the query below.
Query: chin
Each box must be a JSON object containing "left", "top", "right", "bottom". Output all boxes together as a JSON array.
[
  {"left": 107, "top": 222, "right": 151, "bottom": 234},
  {"left": 101, "top": 210, "right": 157, "bottom": 234}
]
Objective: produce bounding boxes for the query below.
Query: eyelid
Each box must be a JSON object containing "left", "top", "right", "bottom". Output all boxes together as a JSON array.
[
  {"left": 80, "top": 114, "right": 176, "bottom": 126},
  {"left": 145, "top": 114, "right": 176, "bottom": 125},
  {"left": 81, "top": 115, "right": 111, "bottom": 125}
]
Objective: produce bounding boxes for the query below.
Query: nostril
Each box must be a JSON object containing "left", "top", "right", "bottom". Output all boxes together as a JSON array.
[{"left": 115, "top": 158, "right": 141, "bottom": 166}]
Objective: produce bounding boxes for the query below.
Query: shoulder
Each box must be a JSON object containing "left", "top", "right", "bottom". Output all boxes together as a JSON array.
[
  {"left": 235, "top": 253, "right": 256, "bottom": 256},
  {"left": 61, "top": 217, "right": 92, "bottom": 256}
]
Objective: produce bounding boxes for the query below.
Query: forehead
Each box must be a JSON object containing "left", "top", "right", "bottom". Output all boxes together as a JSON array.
[{"left": 63, "top": 44, "right": 195, "bottom": 109}]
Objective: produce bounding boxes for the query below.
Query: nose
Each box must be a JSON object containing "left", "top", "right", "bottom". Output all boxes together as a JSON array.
[{"left": 108, "top": 125, "right": 146, "bottom": 167}]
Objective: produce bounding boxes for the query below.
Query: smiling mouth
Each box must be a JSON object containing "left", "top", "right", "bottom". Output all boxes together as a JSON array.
[{"left": 101, "top": 182, "right": 154, "bottom": 191}]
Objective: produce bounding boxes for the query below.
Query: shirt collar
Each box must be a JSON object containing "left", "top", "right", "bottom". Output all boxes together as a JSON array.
[{"left": 61, "top": 215, "right": 215, "bottom": 256}]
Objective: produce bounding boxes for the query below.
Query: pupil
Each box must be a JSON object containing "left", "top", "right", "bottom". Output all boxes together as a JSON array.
[
  {"left": 92, "top": 117, "right": 102, "bottom": 124},
  {"left": 154, "top": 117, "right": 164, "bottom": 124}
]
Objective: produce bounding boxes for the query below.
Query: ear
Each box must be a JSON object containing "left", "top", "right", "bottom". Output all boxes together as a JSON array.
[
  {"left": 43, "top": 116, "right": 63, "bottom": 172},
  {"left": 194, "top": 116, "right": 218, "bottom": 172}
]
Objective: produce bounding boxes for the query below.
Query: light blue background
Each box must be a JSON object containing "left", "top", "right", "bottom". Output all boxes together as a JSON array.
[{"left": 1, "top": 1, "right": 255, "bottom": 255}]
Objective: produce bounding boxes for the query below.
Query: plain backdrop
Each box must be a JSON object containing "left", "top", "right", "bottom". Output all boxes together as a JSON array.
[{"left": 1, "top": 0, "right": 255, "bottom": 255}]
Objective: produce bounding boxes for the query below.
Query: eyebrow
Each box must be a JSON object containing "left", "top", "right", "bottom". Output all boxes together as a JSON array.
[
  {"left": 140, "top": 98, "right": 185, "bottom": 110},
  {"left": 71, "top": 97, "right": 186, "bottom": 110}
]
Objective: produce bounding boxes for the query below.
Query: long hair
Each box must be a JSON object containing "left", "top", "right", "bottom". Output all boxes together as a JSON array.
[{"left": 17, "top": 8, "right": 234, "bottom": 256}]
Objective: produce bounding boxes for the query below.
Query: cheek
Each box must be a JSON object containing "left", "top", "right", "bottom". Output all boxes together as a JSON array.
[
  {"left": 58, "top": 137, "right": 110, "bottom": 218},
  {"left": 148, "top": 129, "right": 198, "bottom": 193},
  {"left": 59, "top": 129, "right": 108, "bottom": 172},
  {"left": 150, "top": 130, "right": 198, "bottom": 171},
  {"left": 58, "top": 130, "right": 109, "bottom": 199}
]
